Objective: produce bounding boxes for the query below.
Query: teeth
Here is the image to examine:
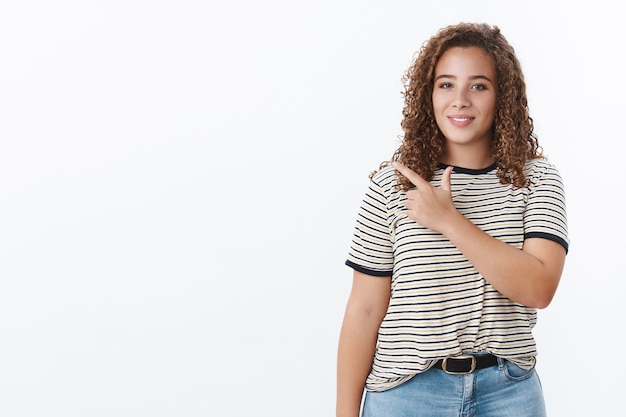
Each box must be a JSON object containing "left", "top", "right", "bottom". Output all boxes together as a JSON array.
[{"left": 452, "top": 118, "right": 471, "bottom": 122}]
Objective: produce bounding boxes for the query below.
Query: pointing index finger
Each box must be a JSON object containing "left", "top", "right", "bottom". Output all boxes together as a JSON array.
[{"left": 392, "top": 162, "right": 430, "bottom": 188}]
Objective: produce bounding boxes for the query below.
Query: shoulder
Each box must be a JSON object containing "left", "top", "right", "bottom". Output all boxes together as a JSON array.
[
  {"left": 525, "top": 158, "right": 564, "bottom": 185},
  {"left": 364, "top": 165, "right": 405, "bottom": 210},
  {"left": 525, "top": 158, "right": 561, "bottom": 175},
  {"left": 370, "top": 165, "right": 400, "bottom": 189}
]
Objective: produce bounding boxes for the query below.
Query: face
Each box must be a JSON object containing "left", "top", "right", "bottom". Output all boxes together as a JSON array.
[{"left": 432, "top": 46, "right": 497, "bottom": 152}]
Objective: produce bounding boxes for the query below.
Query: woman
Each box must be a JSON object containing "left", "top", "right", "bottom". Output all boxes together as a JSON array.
[{"left": 337, "top": 23, "right": 568, "bottom": 417}]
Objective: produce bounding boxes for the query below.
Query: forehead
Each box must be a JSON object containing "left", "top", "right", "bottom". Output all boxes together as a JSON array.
[{"left": 435, "top": 46, "right": 496, "bottom": 77}]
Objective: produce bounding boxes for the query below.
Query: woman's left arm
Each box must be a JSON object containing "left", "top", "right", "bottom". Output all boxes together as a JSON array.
[
  {"left": 438, "top": 215, "right": 566, "bottom": 308},
  {"left": 393, "top": 162, "right": 566, "bottom": 308}
]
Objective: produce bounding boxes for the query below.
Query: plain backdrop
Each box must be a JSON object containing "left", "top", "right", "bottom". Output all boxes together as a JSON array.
[{"left": 1, "top": 1, "right": 623, "bottom": 416}]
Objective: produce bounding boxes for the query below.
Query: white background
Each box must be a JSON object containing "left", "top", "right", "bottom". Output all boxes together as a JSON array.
[{"left": 1, "top": 1, "right": 623, "bottom": 416}]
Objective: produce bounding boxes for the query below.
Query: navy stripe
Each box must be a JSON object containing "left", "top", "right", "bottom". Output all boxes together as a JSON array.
[{"left": 524, "top": 232, "right": 569, "bottom": 253}]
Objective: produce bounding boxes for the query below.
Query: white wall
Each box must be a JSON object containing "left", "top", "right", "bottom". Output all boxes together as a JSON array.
[{"left": 0, "top": 1, "right": 622, "bottom": 416}]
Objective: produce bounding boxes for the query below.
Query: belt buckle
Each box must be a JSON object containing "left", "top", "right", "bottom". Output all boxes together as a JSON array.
[{"left": 441, "top": 354, "right": 477, "bottom": 375}]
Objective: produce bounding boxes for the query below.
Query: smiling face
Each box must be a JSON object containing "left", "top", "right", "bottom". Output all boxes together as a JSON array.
[{"left": 432, "top": 46, "right": 497, "bottom": 164}]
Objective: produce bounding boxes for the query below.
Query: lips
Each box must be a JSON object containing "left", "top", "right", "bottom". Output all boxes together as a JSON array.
[{"left": 448, "top": 116, "right": 474, "bottom": 127}]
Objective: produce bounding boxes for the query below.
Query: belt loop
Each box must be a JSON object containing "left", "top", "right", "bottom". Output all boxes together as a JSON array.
[{"left": 497, "top": 356, "right": 505, "bottom": 370}]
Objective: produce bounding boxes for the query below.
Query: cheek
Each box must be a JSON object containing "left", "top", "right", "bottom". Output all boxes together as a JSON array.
[
  {"left": 431, "top": 99, "right": 445, "bottom": 121},
  {"left": 487, "top": 96, "right": 497, "bottom": 113},
  {"left": 431, "top": 94, "right": 445, "bottom": 115},
  {"left": 488, "top": 103, "right": 497, "bottom": 123},
  {"left": 431, "top": 91, "right": 441, "bottom": 106},
  {"left": 480, "top": 97, "right": 497, "bottom": 120}
]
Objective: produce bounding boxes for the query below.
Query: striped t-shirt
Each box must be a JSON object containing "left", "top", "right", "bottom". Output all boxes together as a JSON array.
[{"left": 345, "top": 159, "right": 569, "bottom": 392}]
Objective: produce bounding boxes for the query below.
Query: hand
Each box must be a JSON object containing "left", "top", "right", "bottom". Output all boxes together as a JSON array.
[{"left": 392, "top": 162, "right": 457, "bottom": 233}]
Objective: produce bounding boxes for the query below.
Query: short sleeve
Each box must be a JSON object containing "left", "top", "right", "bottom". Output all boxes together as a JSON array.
[
  {"left": 524, "top": 160, "right": 569, "bottom": 253},
  {"left": 345, "top": 173, "right": 395, "bottom": 276}
]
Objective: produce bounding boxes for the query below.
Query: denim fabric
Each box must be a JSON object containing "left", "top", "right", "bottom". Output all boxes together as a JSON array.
[{"left": 361, "top": 357, "right": 546, "bottom": 417}]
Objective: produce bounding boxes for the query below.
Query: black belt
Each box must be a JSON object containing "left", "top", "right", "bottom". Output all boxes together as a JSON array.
[{"left": 433, "top": 354, "right": 498, "bottom": 374}]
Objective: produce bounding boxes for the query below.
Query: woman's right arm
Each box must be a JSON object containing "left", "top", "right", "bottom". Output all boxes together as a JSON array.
[{"left": 336, "top": 270, "right": 391, "bottom": 417}]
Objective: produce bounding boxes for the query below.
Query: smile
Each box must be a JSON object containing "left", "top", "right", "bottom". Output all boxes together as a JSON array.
[{"left": 448, "top": 116, "right": 474, "bottom": 127}]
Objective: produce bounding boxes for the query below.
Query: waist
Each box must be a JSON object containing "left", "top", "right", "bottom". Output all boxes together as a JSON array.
[{"left": 432, "top": 354, "right": 498, "bottom": 374}]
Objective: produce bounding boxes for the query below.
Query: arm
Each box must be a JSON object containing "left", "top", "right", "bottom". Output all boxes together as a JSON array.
[
  {"left": 337, "top": 270, "right": 391, "bottom": 417},
  {"left": 393, "top": 162, "right": 566, "bottom": 309},
  {"left": 439, "top": 215, "right": 566, "bottom": 308}
]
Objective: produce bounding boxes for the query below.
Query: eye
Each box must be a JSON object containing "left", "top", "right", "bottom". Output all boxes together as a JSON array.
[
  {"left": 438, "top": 82, "right": 453, "bottom": 89},
  {"left": 471, "top": 84, "right": 487, "bottom": 91}
]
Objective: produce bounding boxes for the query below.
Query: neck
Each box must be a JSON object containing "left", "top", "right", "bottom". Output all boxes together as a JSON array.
[{"left": 441, "top": 144, "right": 494, "bottom": 170}]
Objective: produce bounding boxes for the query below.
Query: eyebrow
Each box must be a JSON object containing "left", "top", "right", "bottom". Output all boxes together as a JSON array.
[{"left": 434, "top": 74, "right": 494, "bottom": 83}]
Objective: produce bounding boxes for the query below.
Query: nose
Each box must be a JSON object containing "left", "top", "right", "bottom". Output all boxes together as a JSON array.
[{"left": 452, "top": 90, "right": 470, "bottom": 109}]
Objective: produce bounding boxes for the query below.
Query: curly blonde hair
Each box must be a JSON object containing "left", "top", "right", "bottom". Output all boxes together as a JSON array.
[{"left": 375, "top": 23, "right": 542, "bottom": 190}]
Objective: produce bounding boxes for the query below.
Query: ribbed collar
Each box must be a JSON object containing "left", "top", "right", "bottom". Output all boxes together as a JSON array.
[{"left": 437, "top": 162, "right": 498, "bottom": 175}]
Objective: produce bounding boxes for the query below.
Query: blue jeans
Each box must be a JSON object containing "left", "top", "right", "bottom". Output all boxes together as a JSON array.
[{"left": 361, "top": 357, "right": 546, "bottom": 417}]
